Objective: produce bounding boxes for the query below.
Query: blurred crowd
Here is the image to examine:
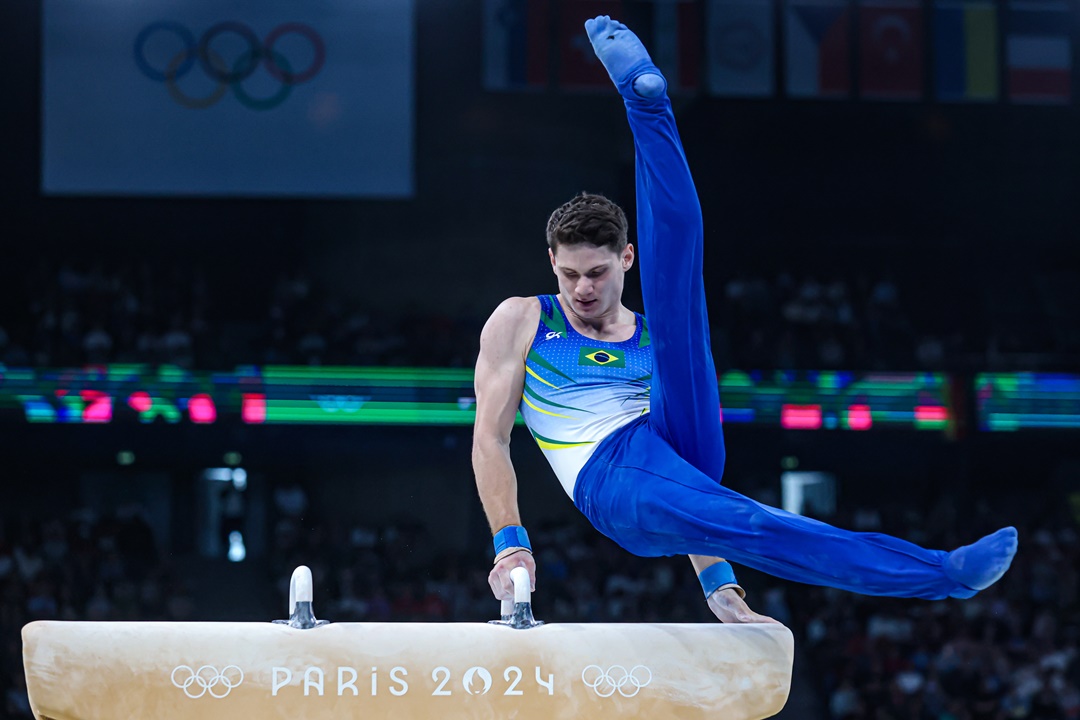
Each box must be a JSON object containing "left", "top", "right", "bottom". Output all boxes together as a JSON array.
[
  {"left": 789, "top": 507, "right": 1080, "bottom": 720},
  {"left": 267, "top": 475, "right": 717, "bottom": 625},
  {"left": 271, "top": 513, "right": 717, "bottom": 627},
  {"left": 3, "top": 479, "right": 1079, "bottom": 720},
  {"left": 2, "top": 260, "right": 1078, "bottom": 372},
  {"left": 0, "top": 507, "right": 195, "bottom": 720},
  {"left": 714, "top": 269, "right": 1080, "bottom": 373},
  {"left": 0, "top": 261, "right": 482, "bottom": 371}
]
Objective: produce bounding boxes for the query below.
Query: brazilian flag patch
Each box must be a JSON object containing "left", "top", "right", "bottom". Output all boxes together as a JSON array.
[{"left": 579, "top": 347, "right": 625, "bottom": 367}]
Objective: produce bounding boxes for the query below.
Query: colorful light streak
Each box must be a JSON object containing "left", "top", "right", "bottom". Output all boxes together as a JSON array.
[
  {"left": 0, "top": 365, "right": 952, "bottom": 431},
  {"left": 976, "top": 373, "right": 1080, "bottom": 430}
]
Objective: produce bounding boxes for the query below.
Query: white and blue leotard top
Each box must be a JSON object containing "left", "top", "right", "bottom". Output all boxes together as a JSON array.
[{"left": 518, "top": 294, "right": 652, "bottom": 497}]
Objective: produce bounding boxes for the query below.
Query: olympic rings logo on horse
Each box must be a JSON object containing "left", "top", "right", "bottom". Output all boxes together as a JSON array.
[
  {"left": 134, "top": 21, "right": 325, "bottom": 110},
  {"left": 580, "top": 664, "right": 652, "bottom": 697},
  {"left": 170, "top": 664, "right": 245, "bottom": 699}
]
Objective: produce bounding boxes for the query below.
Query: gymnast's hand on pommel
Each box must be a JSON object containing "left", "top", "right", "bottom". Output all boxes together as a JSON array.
[
  {"left": 707, "top": 588, "right": 780, "bottom": 624},
  {"left": 489, "top": 549, "right": 536, "bottom": 600}
]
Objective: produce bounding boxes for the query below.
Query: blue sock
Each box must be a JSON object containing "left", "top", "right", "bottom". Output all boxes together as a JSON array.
[
  {"left": 944, "top": 527, "right": 1018, "bottom": 598},
  {"left": 584, "top": 15, "right": 666, "bottom": 99}
]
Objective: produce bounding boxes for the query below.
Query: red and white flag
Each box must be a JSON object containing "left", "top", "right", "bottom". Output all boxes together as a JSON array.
[{"left": 859, "top": 0, "right": 924, "bottom": 100}]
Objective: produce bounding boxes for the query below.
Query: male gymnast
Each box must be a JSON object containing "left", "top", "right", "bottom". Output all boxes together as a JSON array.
[{"left": 472, "top": 16, "right": 1018, "bottom": 623}]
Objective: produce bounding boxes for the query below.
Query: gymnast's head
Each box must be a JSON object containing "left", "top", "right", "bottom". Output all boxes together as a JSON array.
[{"left": 545, "top": 193, "right": 635, "bottom": 318}]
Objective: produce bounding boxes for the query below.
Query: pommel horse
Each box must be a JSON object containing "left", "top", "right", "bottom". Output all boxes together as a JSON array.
[{"left": 23, "top": 566, "right": 793, "bottom": 719}]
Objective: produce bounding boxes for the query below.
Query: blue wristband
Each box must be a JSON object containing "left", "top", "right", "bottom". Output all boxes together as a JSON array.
[
  {"left": 493, "top": 525, "right": 531, "bottom": 555},
  {"left": 698, "top": 561, "right": 737, "bottom": 598}
]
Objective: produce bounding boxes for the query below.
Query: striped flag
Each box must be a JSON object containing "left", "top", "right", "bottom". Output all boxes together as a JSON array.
[
  {"left": 707, "top": 0, "right": 776, "bottom": 97},
  {"left": 785, "top": 0, "right": 852, "bottom": 98},
  {"left": 934, "top": 1, "right": 999, "bottom": 102},
  {"left": 654, "top": 0, "right": 702, "bottom": 94},
  {"left": 483, "top": 0, "right": 551, "bottom": 91},
  {"left": 558, "top": 0, "right": 624, "bottom": 90},
  {"left": 1005, "top": 1, "right": 1071, "bottom": 104},
  {"left": 859, "top": 0, "right": 924, "bottom": 100}
]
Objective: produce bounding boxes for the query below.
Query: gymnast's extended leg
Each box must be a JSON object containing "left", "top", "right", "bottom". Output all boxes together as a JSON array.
[
  {"left": 573, "top": 17, "right": 1018, "bottom": 601},
  {"left": 585, "top": 15, "right": 727, "bottom": 484}
]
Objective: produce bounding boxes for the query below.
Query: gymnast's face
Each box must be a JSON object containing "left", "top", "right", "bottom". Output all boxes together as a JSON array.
[{"left": 549, "top": 242, "right": 635, "bottom": 319}]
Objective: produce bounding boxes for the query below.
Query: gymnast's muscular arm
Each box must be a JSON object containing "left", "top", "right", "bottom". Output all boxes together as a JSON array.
[{"left": 473, "top": 296, "right": 540, "bottom": 601}]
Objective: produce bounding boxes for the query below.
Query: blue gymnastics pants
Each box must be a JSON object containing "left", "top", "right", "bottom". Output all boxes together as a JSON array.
[{"left": 573, "top": 68, "right": 968, "bottom": 601}]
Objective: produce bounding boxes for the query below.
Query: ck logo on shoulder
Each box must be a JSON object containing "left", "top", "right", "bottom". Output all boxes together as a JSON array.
[
  {"left": 545, "top": 332, "right": 565, "bottom": 340},
  {"left": 579, "top": 348, "right": 625, "bottom": 367}
]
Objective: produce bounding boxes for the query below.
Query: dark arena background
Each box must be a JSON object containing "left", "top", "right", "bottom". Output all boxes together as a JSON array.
[{"left": 2, "top": 0, "right": 1080, "bottom": 718}]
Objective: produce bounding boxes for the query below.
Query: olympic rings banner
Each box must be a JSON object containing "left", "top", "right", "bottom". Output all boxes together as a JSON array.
[
  {"left": 43, "top": 0, "right": 415, "bottom": 197},
  {"left": 132, "top": 21, "right": 327, "bottom": 112}
]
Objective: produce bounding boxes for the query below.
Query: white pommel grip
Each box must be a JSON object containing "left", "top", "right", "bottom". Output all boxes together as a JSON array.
[
  {"left": 510, "top": 566, "right": 531, "bottom": 604},
  {"left": 289, "top": 565, "right": 314, "bottom": 612}
]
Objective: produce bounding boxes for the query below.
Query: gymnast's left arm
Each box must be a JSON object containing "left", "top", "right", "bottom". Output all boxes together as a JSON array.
[{"left": 691, "top": 555, "right": 780, "bottom": 624}]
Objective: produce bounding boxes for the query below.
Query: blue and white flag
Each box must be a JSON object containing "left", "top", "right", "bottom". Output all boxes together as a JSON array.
[{"left": 43, "top": 0, "right": 415, "bottom": 197}]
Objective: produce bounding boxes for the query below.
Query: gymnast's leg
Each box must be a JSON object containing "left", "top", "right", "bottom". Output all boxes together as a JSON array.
[
  {"left": 575, "top": 17, "right": 1017, "bottom": 600},
  {"left": 585, "top": 15, "right": 726, "bottom": 484},
  {"left": 579, "top": 424, "right": 1017, "bottom": 600}
]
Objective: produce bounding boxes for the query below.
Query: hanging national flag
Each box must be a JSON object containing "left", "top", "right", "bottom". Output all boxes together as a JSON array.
[
  {"left": 654, "top": 0, "right": 702, "bottom": 94},
  {"left": 484, "top": 0, "right": 552, "bottom": 91},
  {"left": 558, "top": 0, "right": 624, "bottom": 89},
  {"left": 859, "top": 0, "right": 923, "bottom": 100},
  {"left": 934, "top": 1, "right": 999, "bottom": 102},
  {"left": 785, "top": 0, "right": 852, "bottom": 98},
  {"left": 1005, "top": 2, "right": 1071, "bottom": 104},
  {"left": 707, "top": 0, "right": 776, "bottom": 97}
]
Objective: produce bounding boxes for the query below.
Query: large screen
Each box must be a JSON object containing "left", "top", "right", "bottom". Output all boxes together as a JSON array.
[{"left": 42, "top": 0, "right": 415, "bottom": 197}]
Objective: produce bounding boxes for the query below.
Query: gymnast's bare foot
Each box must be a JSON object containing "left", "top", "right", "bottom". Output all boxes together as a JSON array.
[{"left": 708, "top": 588, "right": 780, "bottom": 624}]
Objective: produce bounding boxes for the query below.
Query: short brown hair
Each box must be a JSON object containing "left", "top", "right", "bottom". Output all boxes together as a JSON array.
[{"left": 545, "top": 193, "right": 628, "bottom": 253}]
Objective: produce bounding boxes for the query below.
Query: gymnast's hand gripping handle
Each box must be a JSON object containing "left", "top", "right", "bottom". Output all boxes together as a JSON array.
[{"left": 489, "top": 567, "right": 543, "bottom": 627}]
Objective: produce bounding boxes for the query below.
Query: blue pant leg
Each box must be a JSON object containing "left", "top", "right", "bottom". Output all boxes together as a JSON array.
[
  {"left": 618, "top": 71, "right": 726, "bottom": 483},
  {"left": 576, "top": 421, "right": 968, "bottom": 600}
]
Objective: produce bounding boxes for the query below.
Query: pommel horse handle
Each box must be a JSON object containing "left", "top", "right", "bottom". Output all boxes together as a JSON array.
[
  {"left": 275, "top": 565, "right": 327, "bottom": 629},
  {"left": 511, "top": 566, "right": 530, "bottom": 603},
  {"left": 289, "top": 565, "right": 313, "bottom": 613}
]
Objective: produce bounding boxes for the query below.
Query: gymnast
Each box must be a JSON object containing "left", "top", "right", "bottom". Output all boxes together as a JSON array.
[{"left": 471, "top": 16, "right": 1018, "bottom": 624}]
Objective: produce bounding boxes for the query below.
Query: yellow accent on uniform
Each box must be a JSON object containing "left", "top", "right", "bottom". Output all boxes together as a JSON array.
[
  {"left": 526, "top": 365, "right": 559, "bottom": 389},
  {"left": 522, "top": 396, "right": 572, "bottom": 419}
]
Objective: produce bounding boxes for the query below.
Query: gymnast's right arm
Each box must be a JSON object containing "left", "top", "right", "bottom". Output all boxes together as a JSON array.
[{"left": 473, "top": 297, "right": 538, "bottom": 600}]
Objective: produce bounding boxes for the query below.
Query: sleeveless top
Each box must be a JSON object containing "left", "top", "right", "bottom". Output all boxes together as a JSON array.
[{"left": 518, "top": 294, "right": 652, "bottom": 497}]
